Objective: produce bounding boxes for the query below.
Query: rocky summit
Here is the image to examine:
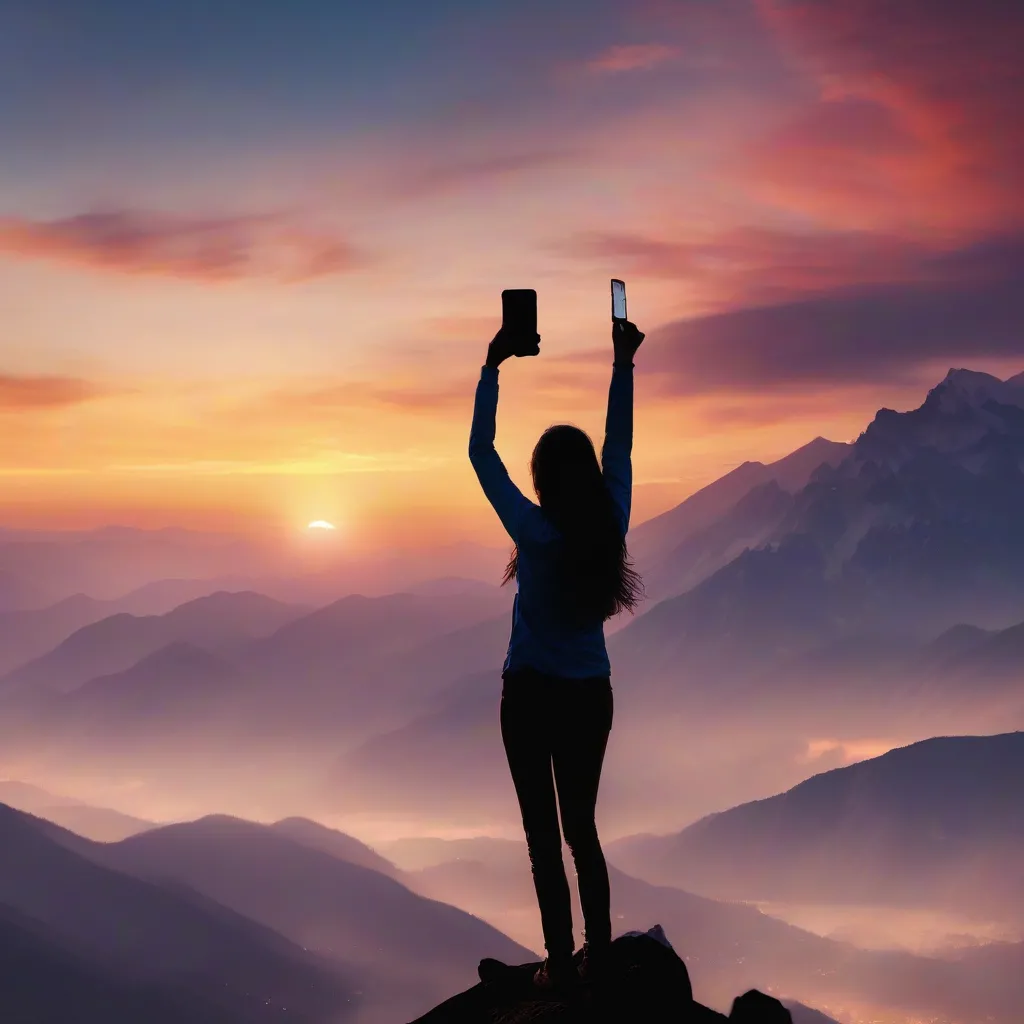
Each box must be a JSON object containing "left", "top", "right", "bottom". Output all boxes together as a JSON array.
[{"left": 410, "top": 926, "right": 793, "bottom": 1024}]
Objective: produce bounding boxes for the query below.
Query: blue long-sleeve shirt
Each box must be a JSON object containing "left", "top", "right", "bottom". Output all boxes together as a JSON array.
[{"left": 469, "top": 361, "right": 633, "bottom": 678}]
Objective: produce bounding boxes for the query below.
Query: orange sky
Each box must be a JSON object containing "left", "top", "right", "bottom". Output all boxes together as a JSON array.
[{"left": 2, "top": 0, "right": 1021, "bottom": 549}]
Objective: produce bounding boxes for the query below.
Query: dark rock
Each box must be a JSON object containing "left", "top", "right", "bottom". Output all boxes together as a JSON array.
[
  {"left": 730, "top": 989, "right": 793, "bottom": 1023},
  {"left": 410, "top": 926, "right": 790, "bottom": 1023}
]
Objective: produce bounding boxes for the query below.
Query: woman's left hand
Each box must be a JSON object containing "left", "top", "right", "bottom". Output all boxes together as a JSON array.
[{"left": 612, "top": 320, "right": 645, "bottom": 364}]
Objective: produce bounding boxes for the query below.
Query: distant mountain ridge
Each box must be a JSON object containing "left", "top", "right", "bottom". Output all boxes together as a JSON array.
[
  {"left": 1, "top": 590, "right": 306, "bottom": 694},
  {"left": 630, "top": 437, "right": 850, "bottom": 601},
  {"left": 613, "top": 367, "right": 1024, "bottom": 684},
  {"left": 0, "top": 780, "right": 155, "bottom": 842},
  {"left": 609, "top": 731, "right": 1024, "bottom": 920},
  {"left": 92, "top": 814, "right": 533, "bottom": 1022}
]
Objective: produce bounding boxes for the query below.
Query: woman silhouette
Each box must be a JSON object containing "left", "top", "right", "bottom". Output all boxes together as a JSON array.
[{"left": 469, "top": 315, "right": 645, "bottom": 988}]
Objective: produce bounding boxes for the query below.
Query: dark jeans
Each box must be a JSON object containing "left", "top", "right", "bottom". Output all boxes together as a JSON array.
[{"left": 500, "top": 667, "right": 613, "bottom": 960}]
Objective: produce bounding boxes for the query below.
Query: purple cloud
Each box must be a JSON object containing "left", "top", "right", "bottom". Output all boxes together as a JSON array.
[{"left": 0, "top": 210, "right": 361, "bottom": 283}]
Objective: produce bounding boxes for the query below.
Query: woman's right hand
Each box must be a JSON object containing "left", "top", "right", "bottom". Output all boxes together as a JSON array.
[
  {"left": 613, "top": 320, "right": 644, "bottom": 365},
  {"left": 486, "top": 329, "right": 517, "bottom": 368},
  {"left": 486, "top": 327, "right": 539, "bottom": 368}
]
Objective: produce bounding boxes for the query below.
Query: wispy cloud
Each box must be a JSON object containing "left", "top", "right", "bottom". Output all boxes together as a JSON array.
[
  {"left": 586, "top": 43, "right": 680, "bottom": 74},
  {"left": 0, "top": 374, "right": 107, "bottom": 410},
  {"left": 641, "top": 236, "right": 1024, "bottom": 394},
  {"left": 559, "top": 225, "right": 931, "bottom": 309},
  {"left": 392, "top": 147, "right": 578, "bottom": 198},
  {"left": 0, "top": 210, "right": 361, "bottom": 283},
  {"left": 554, "top": 231, "right": 1024, "bottom": 395},
  {"left": 267, "top": 377, "right": 472, "bottom": 414}
]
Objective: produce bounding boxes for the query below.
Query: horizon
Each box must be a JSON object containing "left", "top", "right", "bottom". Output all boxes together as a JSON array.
[{"left": 2, "top": 362, "right": 1020, "bottom": 550}]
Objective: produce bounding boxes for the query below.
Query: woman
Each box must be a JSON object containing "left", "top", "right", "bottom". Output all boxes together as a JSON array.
[{"left": 468, "top": 316, "right": 645, "bottom": 988}]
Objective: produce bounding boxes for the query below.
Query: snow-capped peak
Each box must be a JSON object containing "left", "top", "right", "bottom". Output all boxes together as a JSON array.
[{"left": 929, "top": 368, "right": 1024, "bottom": 413}]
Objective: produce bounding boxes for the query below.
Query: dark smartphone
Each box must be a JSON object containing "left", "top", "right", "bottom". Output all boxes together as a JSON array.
[
  {"left": 501, "top": 288, "right": 540, "bottom": 356},
  {"left": 611, "top": 279, "right": 627, "bottom": 321}
]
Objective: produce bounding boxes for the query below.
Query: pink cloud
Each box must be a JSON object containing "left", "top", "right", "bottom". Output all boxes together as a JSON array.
[
  {"left": 0, "top": 210, "right": 362, "bottom": 283},
  {"left": 559, "top": 225, "right": 931, "bottom": 309},
  {"left": 586, "top": 43, "right": 680, "bottom": 74},
  {"left": 393, "top": 148, "right": 578, "bottom": 198},
  {"left": 747, "top": 0, "right": 1024, "bottom": 233},
  {"left": 0, "top": 375, "right": 106, "bottom": 410},
  {"left": 266, "top": 377, "right": 471, "bottom": 415}
]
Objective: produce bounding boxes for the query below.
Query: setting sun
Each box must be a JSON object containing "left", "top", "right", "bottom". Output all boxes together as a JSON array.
[{"left": 306, "top": 520, "right": 337, "bottom": 531}]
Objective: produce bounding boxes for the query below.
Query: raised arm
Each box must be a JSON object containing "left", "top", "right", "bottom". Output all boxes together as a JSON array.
[
  {"left": 468, "top": 330, "right": 536, "bottom": 543},
  {"left": 601, "top": 320, "right": 644, "bottom": 534}
]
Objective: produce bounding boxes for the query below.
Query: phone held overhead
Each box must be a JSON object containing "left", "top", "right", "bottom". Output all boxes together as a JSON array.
[
  {"left": 611, "top": 279, "right": 627, "bottom": 322},
  {"left": 501, "top": 288, "right": 540, "bottom": 357}
]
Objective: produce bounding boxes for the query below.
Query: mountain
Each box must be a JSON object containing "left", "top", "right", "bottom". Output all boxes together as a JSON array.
[
  {"left": 630, "top": 437, "right": 851, "bottom": 562},
  {"left": 365, "top": 613, "right": 511, "bottom": 704},
  {"left": 609, "top": 732, "right": 1024, "bottom": 921},
  {"left": 0, "top": 588, "right": 513, "bottom": 764},
  {"left": 2, "top": 590, "right": 306, "bottom": 693},
  {"left": 0, "top": 802, "right": 354, "bottom": 1022},
  {"left": 857, "top": 368, "right": 1024, "bottom": 465},
  {"left": 270, "top": 816, "right": 401, "bottom": 878},
  {"left": 611, "top": 533, "right": 848, "bottom": 694},
  {"left": 111, "top": 576, "right": 267, "bottom": 615},
  {"left": 0, "top": 526, "right": 282, "bottom": 603},
  {"left": 0, "top": 780, "right": 155, "bottom": 841},
  {"left": 629, "top": 438, "right": 850, "bottom": 601},
  {"left": 406, "top": 576, "right": 504, "bottom": 598},
  {"left": 936, "top": 619, "right": 1024, "bottom": 680},
  {"left": 0, "top": 567, "right": 54, "bottom": 611},
  {"left": 919, "top": 622, "right": 995, "bottom": 666},
  {"left": 45, "top": 642, "right": 240, "bottom": 738},
  {"left": 0, "top": 903, "right": 251, "bottom": 1024},
  {"left": 96, "top": 815, "right": 533, "bottom": 1022},
  {"left": 233, "top": 592, "right": 512, "bottom": 737},
  {"left": 384, "top": 836, "right": 527, "bottom": 873},
  {"left": 634, "top": 480, "right": 796, "bottom": 607},
  {"left": 328, "top": 670, "right": 508, "bottom": 818},
  {"left": 611, "top": 368, "right": 1024, "bottom": 694},
  {"left": 0, "top": 593, "right": 113, "bottom": 676},
  {"left": 779, "top": 369, "right": 1024, "bottom": 624},
  {"left": 245, "top": 591, "right": 509, "bottom": 682}
]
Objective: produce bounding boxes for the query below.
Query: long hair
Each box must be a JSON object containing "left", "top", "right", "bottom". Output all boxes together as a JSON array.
[{"left": 502, "top": 424, "right": 643, "bottom": 623}]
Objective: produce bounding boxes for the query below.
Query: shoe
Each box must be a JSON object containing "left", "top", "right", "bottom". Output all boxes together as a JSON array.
[
  {"left": 533, "top": 955, "right": 576, "bottom": 991},
  {"left": 578, "top": 941, "right": 611, "bottom": 982}
]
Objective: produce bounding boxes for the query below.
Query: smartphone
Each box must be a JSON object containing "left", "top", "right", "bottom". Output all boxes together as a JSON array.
[
  {"left": 611, "top": 279, "right": 627, "bottom": 321},
  {"left": 501, "top": 288, "right": 540, "bottom": 356}
]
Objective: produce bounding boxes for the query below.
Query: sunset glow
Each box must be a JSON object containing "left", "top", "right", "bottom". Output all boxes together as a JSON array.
[{"left": 0, "top": 0, "right": 1021, "bottom": 546}]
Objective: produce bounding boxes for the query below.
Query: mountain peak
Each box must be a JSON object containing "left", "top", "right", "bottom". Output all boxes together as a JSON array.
[
  {"left": 941, "top": 367, "right": 1003, "bottom": 387},
  {"left": 768, "top": 436, "right": 850, "bottom": 491},
  {"left": 928, "top": 367, "right": 1024, "bottom": 413}
]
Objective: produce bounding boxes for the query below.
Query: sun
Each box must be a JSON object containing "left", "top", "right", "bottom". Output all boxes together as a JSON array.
[{"left": 307, "top": 520, "right": 337, "bottom": 531}]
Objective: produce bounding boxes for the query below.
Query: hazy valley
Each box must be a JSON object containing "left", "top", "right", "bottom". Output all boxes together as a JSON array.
[{"left": 3, "top": 368, "right": 1024, "bottom": 1023}]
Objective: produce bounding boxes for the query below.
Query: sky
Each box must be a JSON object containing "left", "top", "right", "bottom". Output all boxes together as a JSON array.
[{"left": 1, "top": 0, "right": 1022, "bottom": 549}]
